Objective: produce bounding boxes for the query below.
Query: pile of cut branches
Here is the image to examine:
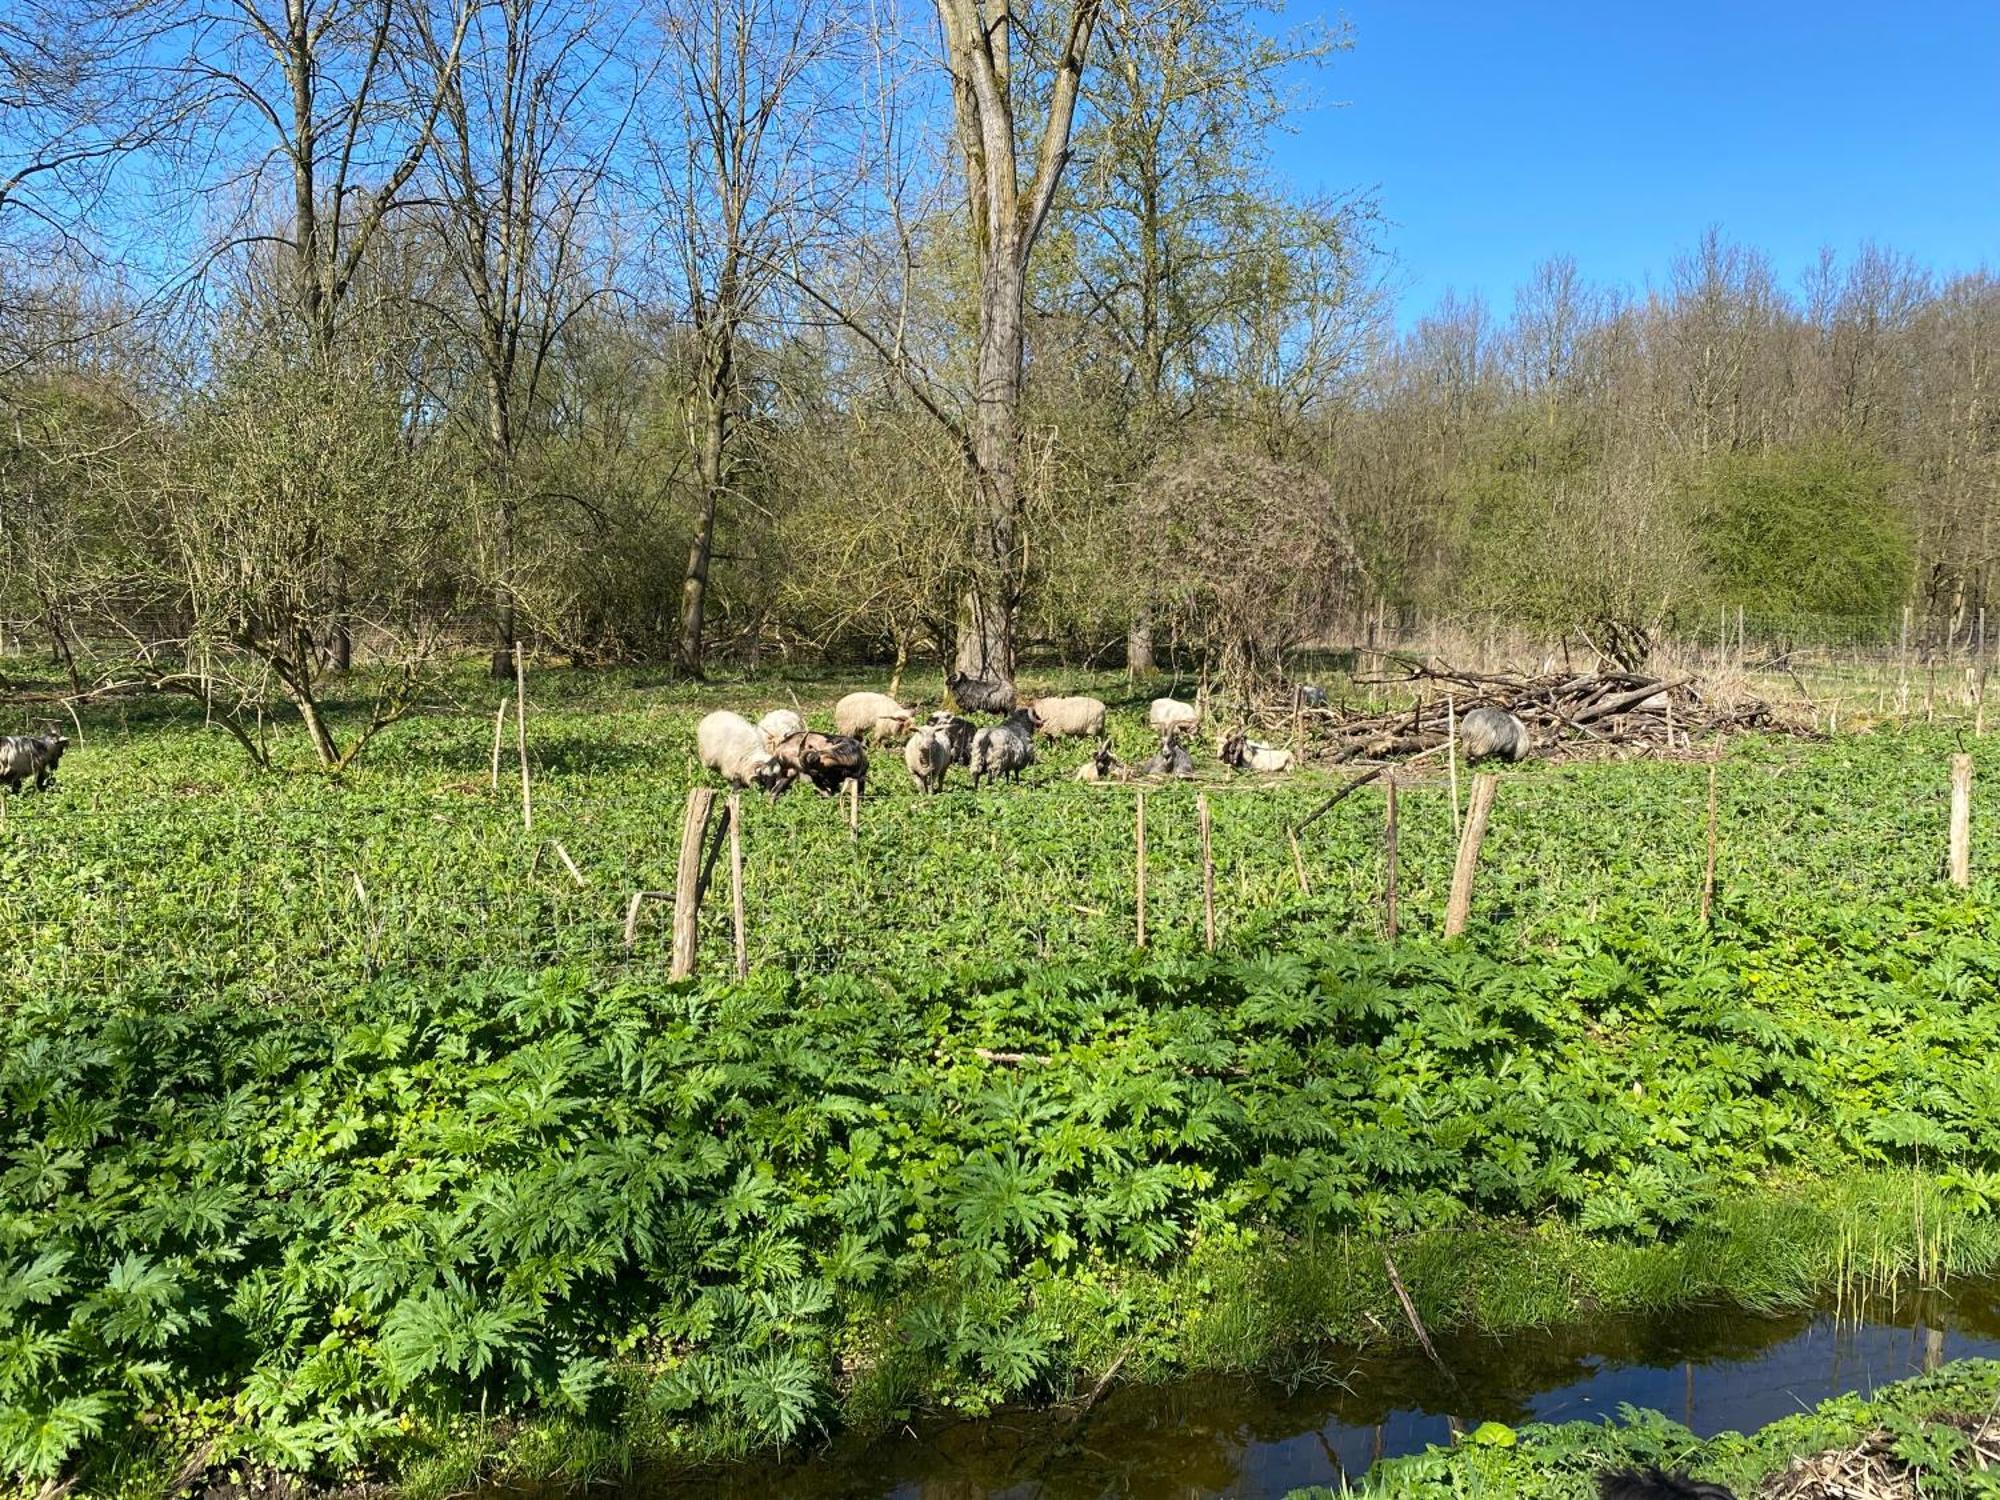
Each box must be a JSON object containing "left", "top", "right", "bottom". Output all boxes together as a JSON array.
[{"left": 1264, "top": 661, "right": 1796, "bottom": 764}]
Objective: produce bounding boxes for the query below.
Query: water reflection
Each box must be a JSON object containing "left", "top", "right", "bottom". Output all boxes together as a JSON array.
[{"left": 579, "top": 1283, "right": 2000, "bottom": 1500}]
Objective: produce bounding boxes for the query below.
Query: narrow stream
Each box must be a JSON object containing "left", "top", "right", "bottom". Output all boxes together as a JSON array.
[{"left": 612, "top": 1283, "right": 2000, "bottom": 1499}]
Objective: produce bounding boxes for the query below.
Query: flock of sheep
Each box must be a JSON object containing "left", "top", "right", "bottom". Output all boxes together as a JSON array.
[{"left": 693, "top": 687, "right": 1489, "bottom": 800}]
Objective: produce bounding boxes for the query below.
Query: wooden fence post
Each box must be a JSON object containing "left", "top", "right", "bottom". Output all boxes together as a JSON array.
[
  {"left": 1446, "top": 695, "right": 1461, "bottom": 838},
  {"left": 1951, "top": 753, "right": 1973, "bottom": 890},
  {"left": 1443, "top": 774, "right": 1498, "bottom": 938},
  {"left": 1383, "top": 773, "right": 1399, "bottom": 941},
  {"left": 846, "top": 777, "right": 859, "bottom": 836},
  {"left": 728, "top": 792, "right": 748, "bottom": 977},
  {"left": 1701, "top": 764, "right": 1719, "bottom": 926},
  {"left": 1135, "top": 789, "right": 1148, "bottom": 948},
  {"left": 671, "top": 788, "right": 718, "bottom": 979},
  {"left": 1198, "top": 792, "right": 1216, "bottom": 953},
  {"left": 490, "top": 695, "right": 510, "bottom": 790},
  {"left": 513, "top": 642, "right": 532, "bottom": 832}
]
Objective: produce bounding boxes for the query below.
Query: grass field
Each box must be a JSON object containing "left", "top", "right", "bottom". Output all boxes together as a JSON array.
[
  {"left": 3, "top": 665, "right": 1991, "bottom": 995},
  {"left": 7, "top": 664, "right": 2000, "bottom": 1493}
]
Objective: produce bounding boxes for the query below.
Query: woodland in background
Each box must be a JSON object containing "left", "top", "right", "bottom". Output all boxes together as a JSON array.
[{"left": 1, "top": 0, "right": 1996, "bottom": 768}]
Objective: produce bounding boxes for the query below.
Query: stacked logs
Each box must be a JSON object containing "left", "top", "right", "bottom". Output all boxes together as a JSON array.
[{"left": 1270, "top": 663, "right": 1792, "bottom": 764}]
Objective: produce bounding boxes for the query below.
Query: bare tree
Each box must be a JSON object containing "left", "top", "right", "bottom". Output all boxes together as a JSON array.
[
  {"left": 647, "top": 0, "right": 850, "bottom": 676},
  {"left": 932, "top": 0, "right": 1103, "bottom": 689},
  {"left": 415, "top": 0, "right": 631, "bottom": 677},
  {"left": 176, "top": 0, "right": 473, "bottom": 669}
]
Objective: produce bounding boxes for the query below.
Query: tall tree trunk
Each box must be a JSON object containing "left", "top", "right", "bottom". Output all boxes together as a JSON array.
[
  {"left": 490, "top": 495, "right": 516, "bottom": 679},
  {"left": 678, "top": 313, "right": 736, "bottom": 677},
  {"left": 956, "top": 246, "right": 1025, "bottom": 683},
  {"left": 487, "top": 369, "right": 516, "bottom": 680},
  {"left": 1128, "top": 609, "right": 1155, "bottom": 675},
  {"left": 677, "top": 428, "right": 722, "bottom": 676}
]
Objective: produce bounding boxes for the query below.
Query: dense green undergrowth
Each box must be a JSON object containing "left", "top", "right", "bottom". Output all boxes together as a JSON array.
[
  {"left": 7, "top": 670, "right": 2000, "bottom": 1492},
  {"left": 1289, "top": 1357, "right": 2000, "bottom": 1500},
  {"left": 10, "top": 888, "right": 2000, "bottom": 1491}
]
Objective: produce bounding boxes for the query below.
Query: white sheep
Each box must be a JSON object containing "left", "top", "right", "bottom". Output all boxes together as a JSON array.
[
  {"left": 697, "top": 710, "right": 786, "bottom": 792},
  {"left": 1222, "top": 732, "right": 1296, "bottom": 773},
  {"left": 903, "top": 726, "right": 952, "bottom": 794},
  {"left": 1149, "top": 697, "right": 1200, "bottom": 736},
  {"left": 1028, "top": 695, "right": 1106, "bottom": 738},
  {"left": 757, "top": 708, "right": 805, "bottom": 749},
  {"left": 834, "top": 691, "right": 916, "bottom": 742}
]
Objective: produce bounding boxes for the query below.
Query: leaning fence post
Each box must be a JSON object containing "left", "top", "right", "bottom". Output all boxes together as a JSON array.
[
  {"left": 1198, "top": 792, "right": 1216, "bottom": 953},
  {"left": 1383, "top": 773, "right": 1400, "bottom": 941},
  {"left": 728, "top": 792, "right": 748, "bottom": 977},
  {"left": 1443, "top": 774, "right": 1498, "bottom": 938},
  {"left": 671, "top": 788, "right": 718, "bottom": 979},
  {"left": 1701, "top": 764, "right": 1719, "bottom": 926},
  {"left": 1951, "top": 753, "right": 1973, "bottom": 890},
  {"left": 1135, "top": 789, "right": 1148, "bottom": 948}
]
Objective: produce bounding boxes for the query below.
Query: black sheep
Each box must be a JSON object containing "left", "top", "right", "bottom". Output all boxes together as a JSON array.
[{"left": 0, "top": 732, "right": 68, "bottom": 792}]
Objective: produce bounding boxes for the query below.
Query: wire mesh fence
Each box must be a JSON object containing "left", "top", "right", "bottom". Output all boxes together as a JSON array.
[{"left": 4, "top": 734, "right": 1989, "bottom": 1000}]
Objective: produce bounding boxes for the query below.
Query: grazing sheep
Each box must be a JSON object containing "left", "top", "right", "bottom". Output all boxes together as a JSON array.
[
  {"left": 926, "top": 711, "right": 977, "bottom": 766},
  {"left": 1300, "top": 684, "right": 1328, "bottom": 709},
  {"left": 903, "top": 726, "right": 952, "bottom": 794},
  {"left": 1073, "top": 741, "right": 1124, "bottom": 782},
  {"left": 1459, "top": 706, "right": 1532, "bottom": 763},
  {"left": 969, "top": 709, "right": 1036, "bottom": 788},
  {"left": 947, "top": 670, "right": 1016, "bottom": 715},
  {"left": 833, "top": 691, "right": 916, "bottom": 742},
  {"left": 1139, "top": 731, "right": 1194, "bottom": 778},
  {"left": 696, "top": 712, "right": 788, "bottom": 794},
  {"left": 1027, "top": 695, "right": 1106, "bottom": 739},
  {"left": 1149, "top": 697, "right": 1200, "bottom": 736},
  {"left": 1220, "top": 732, "right": 1296, "bottom": 773},
  {"left": 0, "top": 732, "right": 67, "bottom": 792},
  {"left": 757, "top": 708, "right": 805, "bottom": 749},
  {"left": 770, "top": 730, "right": 868, "bottom": 797}
]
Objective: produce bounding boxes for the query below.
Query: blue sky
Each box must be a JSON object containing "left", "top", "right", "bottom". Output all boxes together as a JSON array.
[{"left": 1273, "top": 1, "right": 2000, "bottom": 326}]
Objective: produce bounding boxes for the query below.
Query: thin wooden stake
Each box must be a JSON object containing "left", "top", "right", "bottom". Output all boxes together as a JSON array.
[
  {"left": 1383, "top": 773, "right": 1399, "bottom": 941},
  {"left": 1446, "top": 695, "right": 1461, "bottom": 838},
  {"left": 490, "top": 695, "right": 510, "bottom": 790},
  {"left": 1287, "top": 825, "right": 1311, "bottom": 897},
  {"left": 1443, "top": 773, "right": 1498, "bottom": 938},
  {"left": 1198, "top": 792, "right": 1216, "bottom": 952},
  {"left": 550, "top": 840, "right": 586, "bottom": 888},
  {"left": 728, "top": 792, "right": 748, "bottom": 977},
  {"left": 1135, "top": 789, "right": 1148, "bottom": 948},
  {"left": 1951, "top": 753, "right": 1973, "bottom": 890},
  {"left": 1701, "top": 764, "right": 1719, "bottom": 927},
  {"left": 671, "top": 788, "right": 718, "bottom": 979},
  {"left": 514, "top": 641, "right": 532, "bottom": 832},
  {"left": 623, "top": 890, "right": 670, "bottom": 951},
  {"left": 846, "top": 776, "right": 859, "bottom": 836}
]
